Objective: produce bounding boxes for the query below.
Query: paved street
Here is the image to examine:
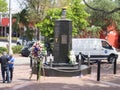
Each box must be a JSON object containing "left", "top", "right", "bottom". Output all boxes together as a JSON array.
[
  {"left": 0, "top": 41, "right": 16, "bottom": 47},
  {"left": 0, "top": 54, "right": 120, "bottom": 90}
]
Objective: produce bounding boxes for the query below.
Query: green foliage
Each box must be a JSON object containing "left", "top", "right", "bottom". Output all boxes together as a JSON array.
[
  {"left": 0, "top": 0, "right": 8, "bottom": 12},
  {"left": 12, "top": 9, "right": 29, "bottom": 38},
  {"left": 13, "top": 9, "right": 35, "bottom": 40},
  {"left": 19, "top": 9, "right": 29, "bottom": 26},
  {"left": 86, "top": 0, "right": 120, "bottom": 30},
  {"left": 12, "top": 15, "right": 20, "bottom": 34},
  {"left": 37, "top": 0, "right": 89, "bottom": 38},
  {"left": 67, "top": 0, "right": 89, "bottom": 36},
  {"left": 0, "top": 47, "right": 7, "bottom": 54},
  {"left": 25, "top": 27, "right": 35, "bottom": 41},
  {"left": 0, "top": 45, "right": 23, "bottom": 54},
  {"left": 86, "top": 25, "right": 102, "bottom": 37},
  {"left": 25, "top": 0, "right": 50, "bottom": 23},
  {"left": 36, "top": 8, "right": 61, "bottom": 38},
  {"left": 12, "top": 45, "right": 23, "bottom": 54}
]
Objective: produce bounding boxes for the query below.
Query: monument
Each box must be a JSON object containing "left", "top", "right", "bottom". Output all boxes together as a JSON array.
[
  {"left": 42, "top": 8, "right": 91, "bottom": 76},
  {"left": 53, "top": 8, "right": 72, "bottom": 63}
]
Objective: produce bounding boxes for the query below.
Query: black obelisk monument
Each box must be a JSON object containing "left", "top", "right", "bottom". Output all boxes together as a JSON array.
[{"left": 53, "top": 8, "right": 72, "bottom": 63}]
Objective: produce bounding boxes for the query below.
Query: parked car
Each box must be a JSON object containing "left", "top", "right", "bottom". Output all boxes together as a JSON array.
[
  {"left": 16, "top": 36, "right": 27, "bottom": 45},
  {"left": 21, "top": 41, "right": 35, "bottom": 57}
]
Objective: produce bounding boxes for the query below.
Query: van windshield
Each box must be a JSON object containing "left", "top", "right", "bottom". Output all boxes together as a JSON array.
[{"left": 102, "top": 41, "right": 112, "bottom": 49}]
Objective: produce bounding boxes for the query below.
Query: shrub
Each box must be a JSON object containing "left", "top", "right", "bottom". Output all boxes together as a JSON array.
[
  {"left": 0, "top": 47, "right": 8, "bottom": 54},
  {"left": 12, "top": 45, "right": 23, "bottom": 54}
]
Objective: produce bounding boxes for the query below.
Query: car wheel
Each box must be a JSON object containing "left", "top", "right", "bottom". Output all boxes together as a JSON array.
[
  {"left": 108, "top": 55, "right": 116, "bottom": 63},
  {"left": 26, "top": 51, "right": 30, "bottom": 57}
]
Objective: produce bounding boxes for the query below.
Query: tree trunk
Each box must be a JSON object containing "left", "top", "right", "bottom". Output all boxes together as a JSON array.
[{"left": 37, "top": 27, "right": 40, "bottom": 40}]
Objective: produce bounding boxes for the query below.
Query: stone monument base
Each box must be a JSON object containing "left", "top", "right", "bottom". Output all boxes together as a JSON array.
[{"left": 41, "top": 63, "right": 91, "bottom": 77}]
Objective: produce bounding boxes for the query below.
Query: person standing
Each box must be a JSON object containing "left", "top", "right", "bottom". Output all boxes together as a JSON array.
[
  {"left": 8, "top": 54, "right": 15, "bottom": 82},
  {"left": 0, "top": 52, "right": 10, "bottom": 83}
]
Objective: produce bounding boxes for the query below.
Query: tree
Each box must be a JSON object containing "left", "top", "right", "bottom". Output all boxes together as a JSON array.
[
  {"left": 67, "top": 0, "right": 89, "bottom": 36},
  {"left": 12, "top": 9, "right": 35, "bottom": 41},
  {"left": 37, "top": 0, "right": 89, "bottom": 38},
  {"left": 86, "top": 25, "right": 101, "bottom": 37},
  {"left": 83, "top": 0, "right": 120, "bottom": 30},
  {"left": 12, "top": 14, "right": 20, "bottom": 37},
  {"left": 50, "top": 0, "right": 71, "bottom": 8},
  {"left": 24, "top": 0, "right": 52, "bottom": 40},
  {"left": 12, "top": 9, "right": 29, "bottom": 37},
  {"left": 83, "top": 0, "right": 120, "bottom": 14},
  {"left": 114, "top": 0, "right": 120, "bottom": 30},
  {"left": 0, "top": 0, "right": 8, "bottom": 12},
  {"left": 36, "top": 8, "right": 61, "bottom": 39}
]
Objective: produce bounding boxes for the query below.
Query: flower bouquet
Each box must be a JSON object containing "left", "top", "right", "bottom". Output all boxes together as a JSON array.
[
  {"left": 30, "top": 41, "right": 46, "bottom": 59},
  {"left": 68, "top": 50, "right": 77, "bottom": 64},
  {"left": 29, "top": 41, "right": 46, "bottom": 80}
]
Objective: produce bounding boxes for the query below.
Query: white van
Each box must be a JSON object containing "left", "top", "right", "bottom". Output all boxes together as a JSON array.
[{"left": 72, "top": 38, "right": 118, "bottom": 63}]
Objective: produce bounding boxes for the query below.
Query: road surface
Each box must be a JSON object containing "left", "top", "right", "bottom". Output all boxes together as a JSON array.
[{"left": 0, "top": 41, "right": 16, "bottom": 47}]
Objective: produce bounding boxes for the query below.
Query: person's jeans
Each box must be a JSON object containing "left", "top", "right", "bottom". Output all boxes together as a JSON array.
[
  {"left": 1, "top": 67, "right": 10, "bottom": 83},
  {"left": 9, "top": 67, "right": 14, "bottom": 81}
]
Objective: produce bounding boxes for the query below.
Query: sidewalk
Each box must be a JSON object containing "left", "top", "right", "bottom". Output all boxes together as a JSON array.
[
  {"left": 1, "top": 65, "right": 120, "bottom": 90},
  {"left": 0, "top": 54, "right": 120, "bottom": 90}
]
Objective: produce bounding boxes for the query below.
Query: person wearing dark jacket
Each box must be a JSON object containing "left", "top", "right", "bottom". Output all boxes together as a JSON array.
[{"left": 0, "top": 52, "right": 10, "bottom": 83}]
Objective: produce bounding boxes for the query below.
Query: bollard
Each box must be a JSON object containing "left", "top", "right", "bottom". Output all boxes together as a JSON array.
[
  {"left": 50, "top": 59, "right": 52, "bottom": 68},
  {"left": 30, "top": 56, "right": 33, "bottom": 68},
  {"left": 37, "top": 61, "right": 40, "bottom": 80},
  {"left": 97, "top": 60, "right": 101, "bottom": 81},
  {"left": 44, "top": 55, "right": 47, "bottom": 64},
  {"left": 113, "top": 58, "right": 117, "bottom": 74},
  {"left": 78, "top": 53, "right": 81, "bottom": 70},
  {"left": 44, "top": 51, "right": 47, "bottom": 64},
  {"left": 87, "top": 53, "right": 90, "bottom": 66},
  {"left": 50, "top": 54, "right": 53, "bottom": 68}
]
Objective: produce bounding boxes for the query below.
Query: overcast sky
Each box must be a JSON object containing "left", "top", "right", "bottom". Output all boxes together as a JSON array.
[{"left": 6, "top": 0, "right": 24, "bottom": 13}]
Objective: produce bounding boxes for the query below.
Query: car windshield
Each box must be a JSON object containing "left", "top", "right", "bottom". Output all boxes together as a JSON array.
[{"left": 22, "top": 41, "right": 34, "bottom": 48}]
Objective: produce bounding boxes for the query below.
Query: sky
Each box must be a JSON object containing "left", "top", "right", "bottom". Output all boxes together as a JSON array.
[{"left": 6, "top": 0, "right": 24, "bottom": 13}]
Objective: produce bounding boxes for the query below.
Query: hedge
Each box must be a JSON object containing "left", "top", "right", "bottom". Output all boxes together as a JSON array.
[
  {"left": 12, "top": 45, "right": 23, "bottom": 54},
  {"left": 0, "top": 45, "right": 23, "bottom": 54},
  {"left": 0, "top": 47, "right": 8, "bottom": 54}
]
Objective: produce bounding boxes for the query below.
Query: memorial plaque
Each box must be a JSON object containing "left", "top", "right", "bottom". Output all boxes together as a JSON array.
[{"left": 61, "top": 35, "right": 67, "bottom": 44}]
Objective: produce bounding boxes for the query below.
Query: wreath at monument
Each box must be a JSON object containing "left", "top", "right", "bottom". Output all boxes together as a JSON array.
[
  {"left": 29, "top": 41, "right": 46, "bottom": 80},
  {"left": 30, "top": 41, "right": 46, "bottom": 57}
]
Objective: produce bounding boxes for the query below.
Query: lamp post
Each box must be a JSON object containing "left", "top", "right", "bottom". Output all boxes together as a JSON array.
[{"left": 8, "top": 0, "right": 12, "bottom": 54}]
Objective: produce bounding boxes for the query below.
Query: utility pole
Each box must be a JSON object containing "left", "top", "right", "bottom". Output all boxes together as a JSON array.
[{"left": 8, "top": 0, "right": 12, "bottom": 55}]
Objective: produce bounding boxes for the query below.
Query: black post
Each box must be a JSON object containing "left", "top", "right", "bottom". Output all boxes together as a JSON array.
[
  {"left": 44, "top": 55, "right": 47, "bottom": 64},
  {"left": 30, "top": 56, "right": 32, "bottom": 68},
  {"left": 87, "top": 53, "right": 90, "bottom": 66},
  {"left": 113, "top": 59, "right": 117, "bottom": 74},
  {"left": 97, "top": 60, "right": 101, "bottom": 81},
  {"left": 78, "top": 54, "right": 81, "bottom": 70},
  {"left": 50, "top": 54, "right": 53, "bottom": 68},
  {"left": 37, "top": 61, "right": 40, "bottom": 80}
]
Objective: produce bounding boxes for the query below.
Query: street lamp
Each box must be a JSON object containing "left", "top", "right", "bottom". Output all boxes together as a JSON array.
[{"left": 8, "top": 0, "right": 12, "bottom": 54}]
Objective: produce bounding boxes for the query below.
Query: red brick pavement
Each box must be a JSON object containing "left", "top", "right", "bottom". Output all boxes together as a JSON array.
[{"left": 0, "top": 55, "right": 120, "bottom": 90}]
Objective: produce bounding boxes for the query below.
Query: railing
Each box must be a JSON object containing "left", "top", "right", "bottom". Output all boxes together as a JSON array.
[{"left": 78, "top": 52, "right": 117, "bottom": 81}]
